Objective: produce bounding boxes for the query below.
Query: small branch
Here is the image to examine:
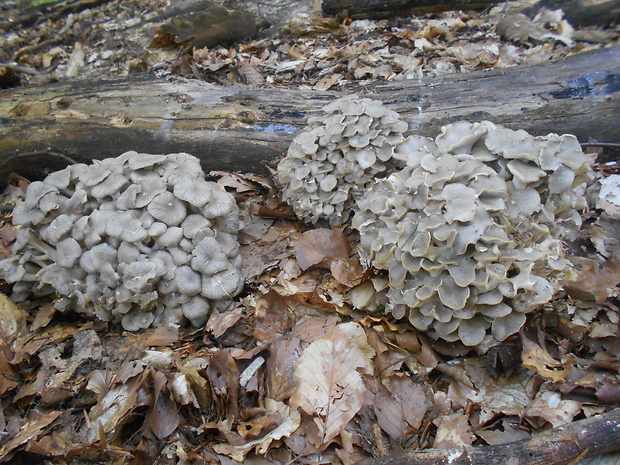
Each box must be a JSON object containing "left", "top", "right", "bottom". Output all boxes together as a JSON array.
[{"left": 355, "top": 408, "right": 620, "bottom": 465}]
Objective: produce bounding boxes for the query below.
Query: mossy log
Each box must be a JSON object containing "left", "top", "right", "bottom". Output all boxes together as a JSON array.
[{"left": 0, "top": 45, "right": 618, "bottom": 184}]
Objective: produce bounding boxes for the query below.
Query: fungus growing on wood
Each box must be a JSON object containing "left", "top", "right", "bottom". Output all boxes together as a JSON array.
[{"left": 0, "top": 151, "right": 244, "bottom": 330}]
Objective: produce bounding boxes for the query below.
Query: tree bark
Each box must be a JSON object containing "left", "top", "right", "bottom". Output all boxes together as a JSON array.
[
  {"left": 320, "top": 0, "right": 620, "bottom": 25},
  {"left": 0, "top": 45, "right": 618, "bottom": 185},
  {"left": 355, "top": 408, "right": 620, "bottom": 465},
  {"left": 322, "top": 0, "right": 503, "bottom": 17}
]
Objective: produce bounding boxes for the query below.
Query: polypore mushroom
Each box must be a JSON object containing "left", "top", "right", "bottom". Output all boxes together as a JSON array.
[
  {"left": 0, "top": 152, "right": 245, "bottom": 331},
  {"left": 278, "top": 100, "right": 593, "bottom": 346},
  {"left": 277, "top": 96, "right": 410, "bottom": 227},
  {"left": 351, "top": 121, "right": 593, "bottom": 346}
]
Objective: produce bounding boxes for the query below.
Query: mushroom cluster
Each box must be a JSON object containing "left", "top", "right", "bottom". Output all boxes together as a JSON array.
[
  {"left": 0, "top": 151, "right": 244, "bottom": 330},
  {"left": 353, "top": 122, "right": 593, "bottom": 345},
  {"left": 276, "top": 95, "right": 410, "bottom": 227},
  {"left": 277, "top": 99, "right": 594, "bottom": 346}
]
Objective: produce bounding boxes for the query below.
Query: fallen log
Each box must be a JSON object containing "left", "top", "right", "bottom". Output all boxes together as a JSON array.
[
  {"left": 321, "top": 0, "right": 620, "bottom": 26},
  {"left": 321, "top": 0, "right": 503, "bottom": 17},
  {"left": 355, "top": 407, "right": 620, "bottom": 465},
  {"left": 0, "top": 45, "right": 618, "bottom": 184}
]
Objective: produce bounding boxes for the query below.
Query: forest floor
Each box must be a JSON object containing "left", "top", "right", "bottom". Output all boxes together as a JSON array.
[{"left": 0, "top": 0, "right": 620, "bottom": 464}]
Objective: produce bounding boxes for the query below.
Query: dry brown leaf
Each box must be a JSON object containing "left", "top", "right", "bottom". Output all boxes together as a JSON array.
[
  {"left": 212, "top": 398, "right": 300, "bottom": 461},
  {"left": 207, "top": 349, "right": 241, "bottom": 417},
  {"left": 0, "top": 292, "right": 27, "bottom": 347},
  {"left": 521, "top": 333, "right": 568, "bottom": 383},
  {"left": 565, "top": 258, "right": 620, "bottom": 304},
  {"left": 330, "top": 257, "right": 366, "bottom": 287},
  {"left": 373, "top": 375, "right": 427, "bottom": 442},
  {"left": 84, "top": 371, "right": 147, "bottom": 444},
  {"left": 267, "top": 337, "right": 302, "bottom": 401},
  {"left": 290, "top": 316, "right": 340, "bottom": 344},
  {"left": 253, "top": 290, "right": 295, "bottom": 343},
  {"left": 524, "top": 391, "right": 581, "bottom": 427},
  {"left": 149, "top": 369, "right": 180, "bottom": 440},
  {"left": 207, "top": 308, "right": 245, "bottom": 339},
  {"left": 433, "top": 412, "right": 475, "bottom": 449},
  {"left": 293, "top": 228, "right": 351, "bottom": 271},
  {"left": 476, "top": 418, "right": 530, "bottom": 445},
  {"left": 0, "top": 410, "right": 63, "bottom": 460},
  {"left": 290, "top": 328, "right": 367, "bottom": 448}
]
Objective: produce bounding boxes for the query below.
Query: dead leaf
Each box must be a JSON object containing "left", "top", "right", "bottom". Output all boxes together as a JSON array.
[
  {"left": 267, "top": 337, "right": 302, "bottom": 402},
  {"left": 84, "top": 371, "right": 147, "bottom": 444},
  {"left": 290, "top": 328, "right": 367, "bottom": 448},
  {"left": 293, "top": 228, "right": 351, "bottom": 271},
  {"left": 433, "top": 412, "right": 475, "bottom": 448},
  {"left": 476, "top": 419, "right": 530, "bottom": 445},
  {"left": 521, "top": 332, "right": 568, "bottom": 383},
  {"left": 525, "top": 390, "right": 581, "bottom": 427},
  {"left": 212, "top": 398, "right": 300, "bottom": 461},
  {"left": 565, "top": 258, "right": 620, "bottom": 304},
  {"left": 0, "top": 292, "right": 27, "bottom": 350},
  {"left": 207, "top": 308, "right": 245, "bottom": 339},
  {"left": 0, "top": 410, "right": 63, "bottom": 460},
  {"left": 149, "top": 369, "right": 180, "bottom": 440},
  {"left": 253, "top": 290, "right": 295, "bottom": 343},
  {"left": 330, "top": 257, "right": 366, "bottom": 287},
  {"left": 373, "top": 375, "right": 427, "bottom": 441}
]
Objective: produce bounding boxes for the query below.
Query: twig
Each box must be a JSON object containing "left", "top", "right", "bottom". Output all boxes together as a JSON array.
[{"left": 581, "top": 142, "right": 620, "bottom": 148}]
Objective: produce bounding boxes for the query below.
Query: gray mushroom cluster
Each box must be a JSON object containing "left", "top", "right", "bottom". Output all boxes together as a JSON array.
[
  {"left": 277, "top": 95, "right": 409, "bottom": 227},
  {"left": 0, "top": 151, "right": 244, "bottom": 330},
  {"left": 278, "top": 100, "right": 594, "bottom": 346}
]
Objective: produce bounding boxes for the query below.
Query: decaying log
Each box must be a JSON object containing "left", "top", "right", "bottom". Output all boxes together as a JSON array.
[
  {"left": 321, "top": 0, "right": 620, "bottom": 25},
  {"left": 322, "top": 0, "right": 502, "bottom": 17},
  {"left": 355, "top": 408, "right": 620, "bottom": 465},
  {"left": 0, "top": 45, "right": 618, "bottom": 184}
]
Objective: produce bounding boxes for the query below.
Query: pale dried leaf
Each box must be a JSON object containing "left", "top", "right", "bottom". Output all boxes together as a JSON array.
[
  {"left": 0, "top": 292, "right": 27, "bottom": 347},
  {"left": 433, "top": 412, "right": 475, "bottom": 449},
  {"left": 290, "top": 330, "right": 366, "bottom": 446},
  {"left": 0, "top": 410, "right": 63, "bottom": 460},
  {"left": 294, "top": 228, "right": 351, "bottom": 271},
  {"left": 521, "top": 333, "right": 568, "bottom": 382},
  {"left": 212, "top": 398, "right": 301, "bottom": 461},
  {"left": 267, "top": 337, "right": 302, "bottom": 401},
  {"left": 150, "top": 369, "right": 180, "bottom": 440},
  {"left": 374, "top": 375, "right": 427, "bottom": 441}
]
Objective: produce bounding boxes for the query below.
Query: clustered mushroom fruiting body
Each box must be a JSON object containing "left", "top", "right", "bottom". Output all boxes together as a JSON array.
[
  {"left": 0, "top": 151, "right": 244, "bottom": 331},
  {"left": 276, "top": 95, "right": 410, "bottom": 227},
  {"left": 278, "top": 98, "right": 594, "bottom": 346}
]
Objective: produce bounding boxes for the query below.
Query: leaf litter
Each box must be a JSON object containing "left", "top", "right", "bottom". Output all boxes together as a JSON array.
[{"left": 0, "top": 153, "right": 618, "bottom": 464}]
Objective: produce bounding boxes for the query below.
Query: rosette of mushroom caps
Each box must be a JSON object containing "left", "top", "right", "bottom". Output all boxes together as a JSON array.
[
  {"left": 0, "top": 151, "right": 244, "bottom": 331},
  {"left": 278, "top": 97, "right": 594, "bottom": 346}
]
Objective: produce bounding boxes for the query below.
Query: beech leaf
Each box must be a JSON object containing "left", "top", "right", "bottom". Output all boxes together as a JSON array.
[
  {"left": 290, "top": 330, "right": 366, "bottom": 447},
  {"left": 294, "top": 228, "right": 351, "bottom": 271}
]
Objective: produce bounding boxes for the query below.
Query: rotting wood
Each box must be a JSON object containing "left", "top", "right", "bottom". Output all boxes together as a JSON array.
[
  {"left": 320, "top": 0, "right": 620, "bottom": 25},
  {"left": 355, "top": 408, "right": 620, "bottom": 465},
  {"left": 0, "top": 45, "right": 618, "bottom": 184},
  {"left": 322, "top": 0, "right": 503, "bottom": 17}
]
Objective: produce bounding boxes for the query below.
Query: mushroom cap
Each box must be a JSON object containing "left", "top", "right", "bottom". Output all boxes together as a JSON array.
[
  {"left": 173, "top": 178, "right": 213, "bottom": 208},
  {"left": 201, "top": 267, "right": 244, "bottom": 300},
  {"left": 147, "top": 191, "right": 187, "bottom": 226}
]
